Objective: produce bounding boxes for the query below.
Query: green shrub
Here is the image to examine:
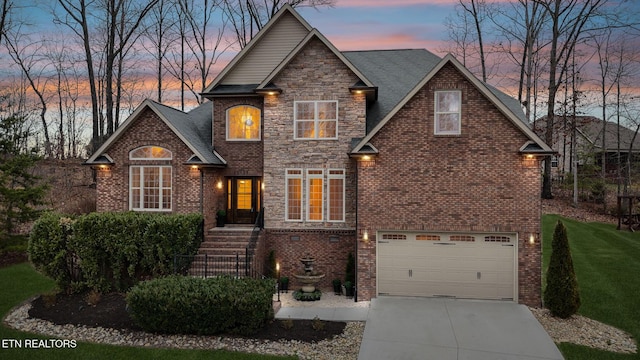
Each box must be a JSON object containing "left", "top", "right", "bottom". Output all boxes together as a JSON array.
[
  {"left": 345, "top": 252, "right": 355, "bottom": 285},
  {"left": 544, "top": 220, "right": 581, "bottom": 318},
  {"left": 127, "top": 275, "right": 275, "bottom": 335},
  {"left": 28, "top": 213, "right": 76, "bottom": 289},
  {"left": 29, "top": 212, "right": 203, "bottom": 293}
]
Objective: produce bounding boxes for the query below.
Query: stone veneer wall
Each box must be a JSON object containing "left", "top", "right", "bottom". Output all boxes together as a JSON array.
[
  {"left": 261, "top": 37, "right": 365, "bottom": 230},
  {"left": 258, "top": 38, "right": 365, "bottom": 291},
  {"left": 96, "top": 108, "right": 202, "bottom": 216},
  {"left": 356, "top": 63, "right": 543, "bottom": 306}
]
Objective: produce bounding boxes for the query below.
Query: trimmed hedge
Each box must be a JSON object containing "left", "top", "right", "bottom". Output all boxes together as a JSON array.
[
  {"left": 127, "top": 275, "right": 275, "bottom": 335},
  {"left": 28, "top": 212, "right": 203, "bottom": 292}
]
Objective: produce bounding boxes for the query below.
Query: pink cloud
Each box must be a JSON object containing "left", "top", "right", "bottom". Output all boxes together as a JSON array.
[{"left": 336, "top": 0, "right": 458, "bottom": 6}]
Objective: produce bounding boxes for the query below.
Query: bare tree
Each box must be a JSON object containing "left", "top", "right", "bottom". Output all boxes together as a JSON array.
[
  {"left": 143, "top": 0, "right": 177, "bottom": 103},
  {"left": 536, "top": 0, "right": 610, "bottom": 199},
  {"left": 222, "top": 0, "right": 334, "bottom": 49},
  {"left": 3, "top": 29, "right": 53, "bottom": 157},
  {"left": 490, "top": 0, "right": 548, "bottom": 120},
  {"left": 0, "top": 0, "right": 13, "bottom": 44},
  {"left": 458, "top": 0, "right": 489, "bottom": 82}
]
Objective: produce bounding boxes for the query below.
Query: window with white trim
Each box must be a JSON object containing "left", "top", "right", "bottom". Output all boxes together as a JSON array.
[
  {"left": 284, "top": 168, "right": 345, "bottom": 222},
  {"left": 227, "top": 105, "right": 261, "bottom": 140},
  {"left": 307, "top": 169, "right": 324, "bottom": 221},
  {"left": 286, "top": 169, "right": 302, "bottom": 221},
  {"left": 294, "top": 100, "right": 338, "bottom": 139},
  {"left": 434, "top": 90, "right": 461, "bottom": 135},
  {"left": 129, "top": 146, "right": 172, "bottom": 211},
  {"left": 328, "top": 169, "right": 345, "bottom": 222}
]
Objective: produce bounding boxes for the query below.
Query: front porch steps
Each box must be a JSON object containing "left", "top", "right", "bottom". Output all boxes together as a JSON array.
[{"left": 188, "top": 226, "right": 257, "bottom": 277}]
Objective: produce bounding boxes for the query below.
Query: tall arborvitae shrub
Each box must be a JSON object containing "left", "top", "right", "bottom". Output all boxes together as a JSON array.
[{"left": 544, "top": 220, "right": 581, "bottom": 318}]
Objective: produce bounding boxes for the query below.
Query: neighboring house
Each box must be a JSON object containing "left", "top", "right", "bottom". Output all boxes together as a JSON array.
[
  {"left": 85, "top": 5, "right": 552, "bottom": 306},
  {"left": 534, "top": 115, "right": 640, "bottom": 179}
]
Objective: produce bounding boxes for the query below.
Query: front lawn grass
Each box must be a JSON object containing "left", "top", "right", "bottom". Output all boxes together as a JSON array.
[
  {"left": 0, "top": 263, "right": 295, "bottom": 360},
  {"left": 543, "top": 215, "right": 640, "bottom": 360}
]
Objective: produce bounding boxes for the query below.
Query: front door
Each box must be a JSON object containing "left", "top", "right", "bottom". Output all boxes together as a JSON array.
[{"left": 227, "top": 177, "right": 261, "bottom": 224}]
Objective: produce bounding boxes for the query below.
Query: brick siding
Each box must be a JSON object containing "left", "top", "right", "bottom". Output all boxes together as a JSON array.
[
  {"left": 356, "top": 63, "right": 543, "bottom": 306},
  {"left": 96, "top": 108, "right": 201, "bottom": 216}
]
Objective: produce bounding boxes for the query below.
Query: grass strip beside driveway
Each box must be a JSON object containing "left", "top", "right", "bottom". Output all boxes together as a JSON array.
[
  {"left": 0, "top": 263, "right": 295, "bottom": 360},
  {"left": 543, "top": 215, "right": 640, "bottom": 360}
]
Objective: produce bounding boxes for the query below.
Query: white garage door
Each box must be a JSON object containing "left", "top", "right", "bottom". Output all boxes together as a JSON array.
[{"left": 377, "top": 231, "right": 516, "bottom": 300}]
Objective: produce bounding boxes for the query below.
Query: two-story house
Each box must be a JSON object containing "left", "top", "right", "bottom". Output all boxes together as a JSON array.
[{"left": 85, "top": 5, "right": 552, "bottom": 306}]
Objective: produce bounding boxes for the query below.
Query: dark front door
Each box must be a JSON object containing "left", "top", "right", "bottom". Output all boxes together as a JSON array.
[{"left": 227, "top": 177, "right": 261, "bottom": 224}]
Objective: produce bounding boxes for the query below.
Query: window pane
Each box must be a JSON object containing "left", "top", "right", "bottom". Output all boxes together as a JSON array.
[
  {"left": 318, "top": 121, "right": 336, "bottom": 138},
  {"left": 308, "top": 178, "right": 323, "bottom": 221},
  {"left": 436, "top": 113, "right": 460, "bottom": 133},
  {"left": 287, "top": 178, "right": 302, "bottom": 220},
  {"left": 131, "top": 189, "right": 140, "bottom": 209},
  {"left": 317, "top": 101, "right": 337, "bottom": 119},
  {"left": 296, "top": 120, "right": 315, "bottom": 138},
  {"left": 329, "top": 177, "right": 344, "bottom": 221},
  {"left": 296, "top": 102, "right": 314, "bottom": 120},
  {"left": 437, "top": 91, "right": 460, "bottom": 112},
  {"left": 228, "top": 106, "right": 261, "bottom": 140},
  {"left": 162, "top": 189, "right": 171, "bottom": 209},
  {"left": 130, "top": 146, "right": 172, "bottom": 159},
  {"left": 237, "top": 179, "right": 252, "bottom": 210}
]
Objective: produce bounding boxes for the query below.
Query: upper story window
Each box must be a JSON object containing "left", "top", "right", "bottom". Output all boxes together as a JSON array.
[
  {"left": 294, "top": 100, "right": 338, "bottom": 140},
  {"left": 434, "top": 91, "right": 461, "bottom": 135},
  {"left": 227, "top": 105, "right": 261, "bottom": 141},
  {"left": 129, "top": 146, "right": 172, "bottom": 160}
]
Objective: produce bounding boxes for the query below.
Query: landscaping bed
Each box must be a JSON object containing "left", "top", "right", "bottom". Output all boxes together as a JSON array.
[{"left": 28, "top": 292, "right": 346, "bottom": 343}]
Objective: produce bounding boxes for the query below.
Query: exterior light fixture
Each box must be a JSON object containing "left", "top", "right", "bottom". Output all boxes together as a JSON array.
[
  {"left": 191, "top": 165, "right": 199, "bottom": 170},
  {"left": 216, "top": 180, "right": 223, "bottom": 190},
  {"left": 362, "top": 155, "right": 371, "bottom": 161},
  {"left": 276, "top": 262, "right": 281, "bottom": 302},
  {"left": 363, "top": 230, "right": 369, "bottom": 242},
  {"left": 529, "top": 234, "right": 535, "bottom": 245}
]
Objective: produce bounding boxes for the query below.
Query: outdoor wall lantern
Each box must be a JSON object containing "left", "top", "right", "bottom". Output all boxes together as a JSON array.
[
  {"left": 216, "top": 180, "right": 223, "bottom": 190},
  {"left": 529, "top": 233, "right": 536, "bottom": 245},
  {"left": 362, "top": 229, "right": 369, "bottom": 242}
]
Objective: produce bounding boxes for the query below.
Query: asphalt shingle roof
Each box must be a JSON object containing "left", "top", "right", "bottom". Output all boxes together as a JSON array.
[{"left": 343, "top": 49, "right": 442, "bottom": 133}]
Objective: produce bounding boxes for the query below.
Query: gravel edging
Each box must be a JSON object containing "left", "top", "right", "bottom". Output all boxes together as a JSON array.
[
  {"left": 3, "top": 302, "right": 364, "bottom": 360},
  {"left": 530, "top": 307, "right": 637, "bottom": 354}
]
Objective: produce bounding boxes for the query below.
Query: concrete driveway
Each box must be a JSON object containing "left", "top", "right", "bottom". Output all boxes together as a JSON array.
[{"left": 359, "top": 297, "right": 564, "bottom": 360}]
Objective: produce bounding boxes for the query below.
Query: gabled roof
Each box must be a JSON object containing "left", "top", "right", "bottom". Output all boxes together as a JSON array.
[
  {"left": 537, "top": 115, "right": 640, "bottom": 153},
  {"left": 257, "top": 29, "right": 375, "bottom": 90},
  {"left": 85, "top": 99, "right": 225, "bottom": 166},
  {"left": 350, "top": 54, "right": 553, "bottom": 154},
  {"left": 202, "top": 4, "right": 313, "bottom": 93}
]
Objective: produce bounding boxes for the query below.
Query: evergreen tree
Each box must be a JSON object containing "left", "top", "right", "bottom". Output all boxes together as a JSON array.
[
  {"left": 544, "top": 220, "right": 581, "bottom": 318},
  {"left": 0, "top": 113, "right": 48, "bottom": 241}
]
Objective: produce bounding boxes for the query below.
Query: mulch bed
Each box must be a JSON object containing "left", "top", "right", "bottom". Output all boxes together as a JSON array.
[
  {"left": 28, "top": 292, "right": 346, "bottom": 343},
  {"left": 0, "top": 251, "right": 28, "bottom": 268}
]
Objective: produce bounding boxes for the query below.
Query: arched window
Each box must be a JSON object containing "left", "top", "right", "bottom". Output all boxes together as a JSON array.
[
  {"left": 129, "top": 146, "right": 172, "bottom": 160},
  {"left": 227, "top": 105, "right": 261, "bottom": 140},
  {"left": 129, "top": 146, "right": 172, "bottom": 211}
]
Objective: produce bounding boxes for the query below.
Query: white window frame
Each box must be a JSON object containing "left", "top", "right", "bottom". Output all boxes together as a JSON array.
[
  {"left": 306, "top": 169, "right": 324, "bottom": 221},
  {"left": 129, "top": 146, "right": 172, "bottom": 160},
  {"left": 434, "top": 90, "right": 461, "bottom": 135},
  {"left": 285, "top": 169, "right": 303, "bottom": 221},
  {"left": 328, "top": 169, "right": 345, "bottom": 222},
  {"left": 129, "top": 165, "right": 172, "bottom": 211},
  {"left": 226, "top": 105, "right": 261, "bottom": 141},
  {"left": 294, "top": 100, "right": 338, "bottom": 140}
]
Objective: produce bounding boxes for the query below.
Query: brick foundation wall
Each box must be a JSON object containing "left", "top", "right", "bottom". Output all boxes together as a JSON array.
[
  {"left": 356, "top": 63, "right": 543, "bottom": 306},
  {"left": 265, "top": 229, "right": 356, "bottom": 290}
]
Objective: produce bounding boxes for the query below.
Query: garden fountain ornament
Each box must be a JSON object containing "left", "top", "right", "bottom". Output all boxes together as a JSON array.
[{"left": 293, "top": 255, "right": 325, "bottom": 293}]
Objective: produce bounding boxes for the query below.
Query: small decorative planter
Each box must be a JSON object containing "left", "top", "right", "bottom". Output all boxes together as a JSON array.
[
  {"left": 332, "top": 278, "right": 342, "bottom": 295},
  {"left": 216, "top": 210, "right": 226, "bottom": 227},
  {"left": 343, "top": 281, "right": 354, "bottom": 299},
  {"left": 279, "top": 277, "right": 289, "bottom": 293}
]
